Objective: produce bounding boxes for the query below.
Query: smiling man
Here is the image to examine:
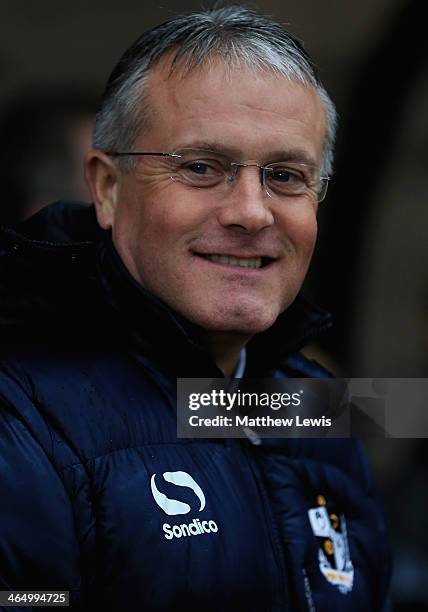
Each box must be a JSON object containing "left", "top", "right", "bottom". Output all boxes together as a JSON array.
[
  {"left": 0, "top": 5, "right": 390, "bottom": 611},
  {"left": 87, "top": 55, "right": 326, "bottom": 375}
]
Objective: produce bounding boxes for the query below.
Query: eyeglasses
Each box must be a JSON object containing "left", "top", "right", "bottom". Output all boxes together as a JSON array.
[{"left": 105, "top": 148, "right": 330, "bottom": 203}]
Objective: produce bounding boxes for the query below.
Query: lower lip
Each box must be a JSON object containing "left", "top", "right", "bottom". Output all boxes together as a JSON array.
[{"left": 195, "top": 255, "right": 274, "bottom": 273}]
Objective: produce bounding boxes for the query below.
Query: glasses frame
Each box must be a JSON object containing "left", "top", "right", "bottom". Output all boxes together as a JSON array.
[{"left": 105, "top": 149, "right": 331, "bottom": 203}]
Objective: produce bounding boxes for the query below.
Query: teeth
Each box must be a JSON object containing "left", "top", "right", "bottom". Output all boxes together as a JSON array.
[{"left": 204, "top": 254, "right": 262, "bottom": 269}]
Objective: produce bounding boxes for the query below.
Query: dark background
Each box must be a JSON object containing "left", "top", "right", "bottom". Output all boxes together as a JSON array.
[{"left": 1, "top": 1, "right": 427, "bottom": 609}]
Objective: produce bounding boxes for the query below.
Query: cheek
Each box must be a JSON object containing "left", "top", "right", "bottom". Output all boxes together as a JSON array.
[
  {"left": 302, "top": 216, "right": 318, "bottom": 257},
  {"left": 141, "top": 210, "right": 189, "bottom": 251},
  {"left": 125, "top": 200, "right": 199, "bottom": 277},
  {"left": 141, "top": 190, "right": 214, "bottom": 246},
  {"left": 279, "top": 206, "right": 318, "bottom": 259}
]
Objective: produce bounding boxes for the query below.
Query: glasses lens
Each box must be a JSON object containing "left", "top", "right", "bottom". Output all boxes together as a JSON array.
[
  {"left": 317, "top": 177, "right": 329, "bottom": 203},
  {"left": 171, "top": 149, "right": 229, "bottom": 188},
  {"left": 264, "top": 163, "right": 318, "bottom": 198}
]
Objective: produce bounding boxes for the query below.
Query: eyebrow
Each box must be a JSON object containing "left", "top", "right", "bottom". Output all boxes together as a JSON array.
[{"left": 175, "top": 140, "right": 319, "bottom": 167}]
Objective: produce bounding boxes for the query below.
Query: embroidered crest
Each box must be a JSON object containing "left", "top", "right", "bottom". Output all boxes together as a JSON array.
[{"left": 308, "top": 495, "right": 354, "bottom": 594}]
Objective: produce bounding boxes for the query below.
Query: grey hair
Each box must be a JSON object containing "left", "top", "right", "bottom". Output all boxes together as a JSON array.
[{"left": 93, "top": 5, "right": 337, "bottom": 175}]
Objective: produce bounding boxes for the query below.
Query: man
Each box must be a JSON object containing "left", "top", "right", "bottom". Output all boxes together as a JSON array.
[{"left": 0, "top": 5, "right": 390, "bottom": 611}]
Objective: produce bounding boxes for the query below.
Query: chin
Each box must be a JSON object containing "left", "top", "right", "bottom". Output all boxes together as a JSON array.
[{"left": 193, "top": 304, "right": 280, "bottom": 336}]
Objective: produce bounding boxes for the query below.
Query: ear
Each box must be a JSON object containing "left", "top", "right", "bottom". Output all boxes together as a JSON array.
[{"left": 85, "top": 149, "right": 120, "bottom": 229}]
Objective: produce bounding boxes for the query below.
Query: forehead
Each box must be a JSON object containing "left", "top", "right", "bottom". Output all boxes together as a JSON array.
[{"left": 143, "top": 55, "right": 326, "bottom": 164}]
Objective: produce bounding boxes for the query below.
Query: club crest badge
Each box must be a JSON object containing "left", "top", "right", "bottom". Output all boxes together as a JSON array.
[{"left": 308, "top": 495, "right": 354, "bottom": 594}]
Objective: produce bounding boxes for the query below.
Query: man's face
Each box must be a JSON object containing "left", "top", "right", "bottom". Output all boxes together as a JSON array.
[{"left": 108, "top": 58, "right": 326, "bottom": 336}]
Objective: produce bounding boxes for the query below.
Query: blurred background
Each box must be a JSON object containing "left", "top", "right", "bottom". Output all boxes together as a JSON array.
[{"left": 1, "top": 1, "right": 427, "bottom": 609}]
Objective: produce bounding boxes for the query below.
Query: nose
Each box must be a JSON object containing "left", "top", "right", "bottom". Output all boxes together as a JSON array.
[{"left": 217, "top": 165, "right": 274, "bottom": 233}]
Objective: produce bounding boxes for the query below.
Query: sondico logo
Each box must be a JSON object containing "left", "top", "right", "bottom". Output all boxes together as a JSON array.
[{"left": 150, "top": 471, "right": 219, "bottom": 540}]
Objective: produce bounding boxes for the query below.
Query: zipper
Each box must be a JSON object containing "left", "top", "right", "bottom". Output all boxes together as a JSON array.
[{"left": 240, "top": 440, "right": 290, "bottom": 612}]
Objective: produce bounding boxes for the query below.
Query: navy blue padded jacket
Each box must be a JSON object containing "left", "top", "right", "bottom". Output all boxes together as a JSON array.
[{"left": 0, "top": 203, "right": 390, "bottom": 610}]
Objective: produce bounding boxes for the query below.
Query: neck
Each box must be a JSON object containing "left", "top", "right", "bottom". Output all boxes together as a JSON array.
[{"left": 208, "top": 331, "right": 250, "bottom": 377}]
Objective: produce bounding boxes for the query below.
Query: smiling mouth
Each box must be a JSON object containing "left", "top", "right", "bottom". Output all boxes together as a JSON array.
[{"left": 197, "top": 254, "right": 274, "bottom": 269}]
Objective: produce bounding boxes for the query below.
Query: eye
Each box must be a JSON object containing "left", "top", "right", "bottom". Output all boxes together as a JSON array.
[
  {"left": 186, "top": 162, "right": 211, "bottom": 175},
  {"left": 177, "top": 157, "right": 225, "bottom": 186},
  {"left": 264, "top": 164, "right": 311, "bottom": 196},
  {"left": 270, "top": 168, "right": 303, "bottom": 184}
]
